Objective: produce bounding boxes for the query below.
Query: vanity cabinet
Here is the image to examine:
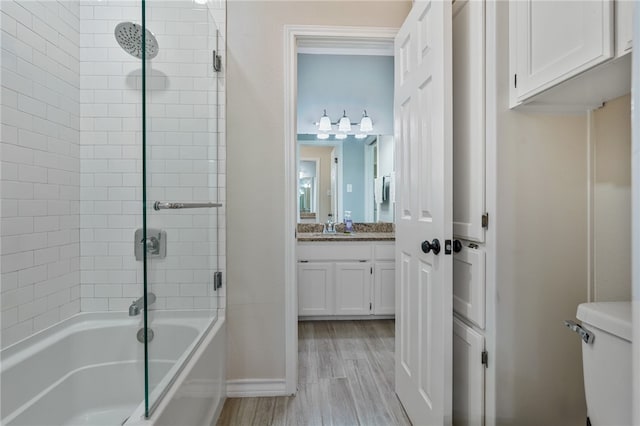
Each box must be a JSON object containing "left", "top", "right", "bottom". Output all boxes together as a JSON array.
[
  {"left": 509, "top": 0, "right": 632, "bottom": 111},
  {"left": 297, "top": 241, "right": 395, "bottom": 318}
]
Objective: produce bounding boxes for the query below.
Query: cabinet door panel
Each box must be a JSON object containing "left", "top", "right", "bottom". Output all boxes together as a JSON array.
[
  {"left": 512, "top": 0, "right": 613, "bottom": 102},
  {"left": 453, "top": 317, "right": 485, "bottom": 426},
  {"left": 374, "top": 261, "right": 395, "bottom": 315},
  {"left": 298, "top": 263, "right": 334, "bottom": 316},
  {"left": 616, "top": 0, "right": 634, "bottom": 56},
  {"left": 453, "top": 0, "right": 485, "bottom": 243},
  {"left": 335, "top": 263, "right": 371, "bottom": 315},
  {"left": 453, "top": 243, "right": 485, "bottom": 328}
]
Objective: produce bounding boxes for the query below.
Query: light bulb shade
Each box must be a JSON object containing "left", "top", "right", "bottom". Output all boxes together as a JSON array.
[
  {"left": 317, "top": 133, "right": 330, "bottom": 140},
  {"left": 359, "top": 113, "right": 373, "bottom": 133},
  {"left": 335, "top": 133, "right": 347, "bottom": 140},
  {"left": 318, "top": 115, "right": 332, "bottom": 132},
  {"left": 338, "top": 111, "right": 351, "bottom": 132}
]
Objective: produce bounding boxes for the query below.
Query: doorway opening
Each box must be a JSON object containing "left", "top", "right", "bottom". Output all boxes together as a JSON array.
[{"left": 283, "top": 26, "right": 399, "bottom": 395}]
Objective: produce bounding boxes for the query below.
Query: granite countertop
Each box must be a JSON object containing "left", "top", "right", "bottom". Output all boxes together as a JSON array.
[
  {"left": 296, "top": 222, "right": 395, "bottom": 242},
  {"left": 297, "top": 232, "right": 395, "bottom": 242}
]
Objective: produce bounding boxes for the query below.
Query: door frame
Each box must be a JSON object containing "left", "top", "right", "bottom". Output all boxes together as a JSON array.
[{"left": 283, "top": 25, "right": 398, "bottom": 394}]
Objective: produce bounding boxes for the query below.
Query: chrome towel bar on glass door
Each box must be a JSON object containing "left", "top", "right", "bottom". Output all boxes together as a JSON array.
[{"left": 153, "top": 201, "right": 223, "bottom": 211}]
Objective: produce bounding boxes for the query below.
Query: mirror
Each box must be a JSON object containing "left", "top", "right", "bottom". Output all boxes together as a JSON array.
[{"left": 297, "top": 134, "right": 394, "bottom": 224}]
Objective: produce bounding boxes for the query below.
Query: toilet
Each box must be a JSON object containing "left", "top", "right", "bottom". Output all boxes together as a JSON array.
[{"left": 574, "top": 302, "right": 632, "bottom": 426}]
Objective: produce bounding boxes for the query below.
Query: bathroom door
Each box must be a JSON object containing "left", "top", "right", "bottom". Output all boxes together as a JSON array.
[{"left": 394, "top": 0, "right": 454, "bottom": 424}]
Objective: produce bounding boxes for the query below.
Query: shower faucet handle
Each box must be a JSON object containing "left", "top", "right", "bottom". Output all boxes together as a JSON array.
[{"left": 134, "top": 229, "right": 166, "bottom": 261}]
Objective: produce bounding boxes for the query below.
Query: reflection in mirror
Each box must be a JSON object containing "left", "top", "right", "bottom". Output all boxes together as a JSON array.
[
  {"left": 297, "top": 135, "right": 394, "bottom": 224},
  {"left": 299, "top": 159, "right": 319, "bottom": 223}
]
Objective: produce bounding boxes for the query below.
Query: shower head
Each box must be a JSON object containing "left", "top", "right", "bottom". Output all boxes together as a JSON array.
[{"left": 114, "top": 22, "right": 159, "bottom": 60}]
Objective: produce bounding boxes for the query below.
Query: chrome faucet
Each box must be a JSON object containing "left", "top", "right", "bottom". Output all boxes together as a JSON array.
[{"left": 128, "top": 292, "right": 156, "bottom": 316}]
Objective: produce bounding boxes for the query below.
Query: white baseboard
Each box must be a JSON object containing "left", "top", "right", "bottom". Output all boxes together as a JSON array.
[{"left": 226, "top": 379, "right": 289, "bottom": 397}]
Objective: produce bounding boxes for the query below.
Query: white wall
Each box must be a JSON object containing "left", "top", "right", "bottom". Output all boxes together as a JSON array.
[
  {"left": 493, "top": 3, "right": 588, "bottom": 425},
  {"left": 226, "top": 0, "right": 411, "bottom": 383},
  {"left": 590, "top": 94, "right": 632, "bottom": 302},
  {"left": 1, "top": 0, "right": 81, "bottom": 349},
  {"left": 297, "top": 53, "right": 394, "bottom": 135}
]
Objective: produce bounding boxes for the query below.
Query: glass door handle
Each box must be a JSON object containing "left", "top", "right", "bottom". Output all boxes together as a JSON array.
[{"left": 153, "top": 201, "right": 222, "bottom": 210}]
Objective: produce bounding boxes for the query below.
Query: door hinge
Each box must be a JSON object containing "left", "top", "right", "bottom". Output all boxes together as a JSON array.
[
  {"left": 213, "top": 271, "right": 222, "bottom": 290},
  {"left": 482, "top": 213, "right": 489, "bottom": 229},
  {"left": 481, "top": 350, "right": 488, "bottom": 367},
  {"left": 369, "top": 302, "right": 372, "bottom": 311},
  {"left": 370, "top": 266, "right": 373, "bottom": 274},
  {"left": 514, "top": 73, "right": 517, "bottom": 88}
]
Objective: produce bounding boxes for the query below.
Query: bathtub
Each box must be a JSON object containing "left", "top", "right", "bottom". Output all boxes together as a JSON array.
[{"left": 1, "top": 311, "right": 226, "bottom": 426}]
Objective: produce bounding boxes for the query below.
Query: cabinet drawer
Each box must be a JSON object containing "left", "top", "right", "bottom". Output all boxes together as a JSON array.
[
  {"left": 298, "top": 243, "right": 372, "bottom": 261},
  {"left": 453, "top": 243, "right": 486, "bottom": 328},
  {"left": 374, "top": 243, "right": 395, "bottom": 261}
]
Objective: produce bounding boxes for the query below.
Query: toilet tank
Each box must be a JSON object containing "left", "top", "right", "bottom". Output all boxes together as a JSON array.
[{"left": 576, "top": 302, "right": 632, "bottom": 426}]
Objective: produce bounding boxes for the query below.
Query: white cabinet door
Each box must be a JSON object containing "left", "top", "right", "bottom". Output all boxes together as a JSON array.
[
  {"left": 374, "top": 262, "right": 395, "bottom": 315},
  {"left": 453, "top": 243, "right": 486, "bottom": 329},
  {"left": 453, "top": 0, "right": 485, "bottom": 243},
  {"left": 616, "top": 0, "right": 634, "bottom": 56},
  {"left": 298, "top": 262, "right": 334, "bottom": 316},
  {"left": 510, "top": 0, "right": 613, "bottom": 104},
  {"left": 453, "top": 317, "right": 485, "bottom": 426},
  {"left": 334, "top": 262, "right": 371, "bottom": 315}
]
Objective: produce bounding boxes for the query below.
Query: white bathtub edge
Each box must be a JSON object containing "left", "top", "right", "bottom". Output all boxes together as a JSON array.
[{"left": 126, "top": 316, "right": 226, "bottom": 426}]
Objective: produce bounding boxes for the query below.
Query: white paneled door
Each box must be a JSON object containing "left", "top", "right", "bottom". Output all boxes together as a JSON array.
[{"left": 394, "top": 0, "right": 453, "bottom": 424}]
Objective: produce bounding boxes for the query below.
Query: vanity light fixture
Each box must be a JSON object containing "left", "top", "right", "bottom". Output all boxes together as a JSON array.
[
  {"left": 359, "top": 110, "right": 373, "bottom": 133},
  {"left": 314, "top": 110, "right": 374, "bottom": 139},
  {"left": 338, "top": 110, "right": 351, "bottom": 132},
  {"left": 318, "top": 110, "right": 332, "bottom": 132}
]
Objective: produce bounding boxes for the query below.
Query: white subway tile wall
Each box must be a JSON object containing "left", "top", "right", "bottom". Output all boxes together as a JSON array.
[
  {"left": 1, "top": 1, "right": 81, "bottom": 348},
  {"left": 79, "top": 0, "right": 226, "bottom": 314},
  {"left": 1, "top": 0, "right": 226, "bottom": 348}
]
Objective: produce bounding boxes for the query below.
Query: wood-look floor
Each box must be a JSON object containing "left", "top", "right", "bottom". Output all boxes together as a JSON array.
[{"left": 217, "top": 320, "right": 411, "bottom": 426}]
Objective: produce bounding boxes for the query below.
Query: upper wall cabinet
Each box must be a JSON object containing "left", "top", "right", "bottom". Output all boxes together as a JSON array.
[{"left": 510, "top": 0, "right": 632, "bottom": 111}]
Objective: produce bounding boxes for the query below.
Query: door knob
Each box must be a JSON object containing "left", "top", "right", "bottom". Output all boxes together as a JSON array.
[
  {"left": 421, "top": 238, "right": 441, "bottom": 255},
  {"left": 453, "top": 240, "right": 463, "bottom": 253}
]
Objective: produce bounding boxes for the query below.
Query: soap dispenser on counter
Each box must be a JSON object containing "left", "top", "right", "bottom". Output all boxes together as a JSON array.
[{"left": 344, "top": 211, "right": 353, "bottom": 233}]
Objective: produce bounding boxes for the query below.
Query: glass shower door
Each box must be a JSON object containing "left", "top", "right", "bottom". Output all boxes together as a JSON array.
[{"left": 141, "top": 0, "right": 221, "bottom": 416}]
